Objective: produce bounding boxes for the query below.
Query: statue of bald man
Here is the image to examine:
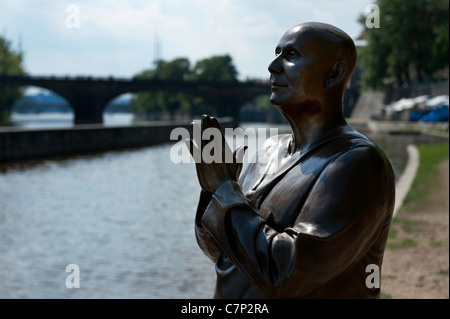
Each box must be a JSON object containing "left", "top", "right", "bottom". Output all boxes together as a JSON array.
[{"left": 187, "top": 22, "right": 395, "bottom": 299}]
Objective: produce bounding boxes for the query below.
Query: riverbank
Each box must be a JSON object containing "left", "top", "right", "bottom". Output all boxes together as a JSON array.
[
  {"left": 347, "top": 118, "right": 449, "bottom": 138},
  {"left": 0, "top": 117, "right": 235, "bottom": 163},
  {"left": 381, "top": 142, "right": 449, "bottom": 299}
]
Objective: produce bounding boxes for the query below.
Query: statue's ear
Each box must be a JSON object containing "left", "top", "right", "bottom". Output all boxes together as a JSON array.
[{"left": 325, "top": 60, "right": 347, "bottom": 88}]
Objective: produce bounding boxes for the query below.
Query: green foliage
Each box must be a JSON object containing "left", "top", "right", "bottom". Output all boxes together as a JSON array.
[
  {"left": 0, "top": 36, "right": 26, "bottom": 123},
  {"left": 358, "top": 0, "right": 449, "bottom": 89},
  {"left": 189, "top": 55, "right": 238, "bottom": 82},
  {"left": 131, "top": 58, "right": 192, "bottom": 120},
  {"left": 131, "top": 55, "right": 239, "bottom": 119},
  {"left": 154, "top": 58, "right": 191, "bottom": 80},
  {"left": 256, "top": 95, "right": 272, "bottom": 110}
]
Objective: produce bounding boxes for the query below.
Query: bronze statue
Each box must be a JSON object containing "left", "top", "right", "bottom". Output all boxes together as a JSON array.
[{"left": 186, "top": 22, "right": 395, "bottom": 298}]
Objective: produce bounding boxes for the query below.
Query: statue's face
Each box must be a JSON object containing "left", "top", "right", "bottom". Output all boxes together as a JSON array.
[{"left": 268, "top": 25, "right": 330, "bottom": 109}]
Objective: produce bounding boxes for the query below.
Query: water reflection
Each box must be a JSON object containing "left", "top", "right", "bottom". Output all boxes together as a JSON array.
[
  {"left": 10, "top": 112, "right": 134, "bottom": 129},
  {"left": 0, "top": 123, "right": 446, "bottom": 298}
]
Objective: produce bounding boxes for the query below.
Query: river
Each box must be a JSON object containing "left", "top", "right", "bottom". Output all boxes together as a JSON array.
[{"left": 0, "top": 114, "right": 445, "bottom": 298}]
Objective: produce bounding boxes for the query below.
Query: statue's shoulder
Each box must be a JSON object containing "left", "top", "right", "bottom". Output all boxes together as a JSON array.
[
  {"left": 298, "top": 125, "right": 393, "bottom": 171},
  {"left": 344, "top": 126, "right": 391, "bottom": 162},
  {"left": 330, "top": 125, "right": 381, "bottom": 154},
  {"left": 332, "top": 126, "right": 394, "bottom": 176}
]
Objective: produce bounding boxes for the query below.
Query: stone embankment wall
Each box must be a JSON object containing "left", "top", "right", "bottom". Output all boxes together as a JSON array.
[{"left": 0, "top": 117, "right": 234, "bottom": 163}]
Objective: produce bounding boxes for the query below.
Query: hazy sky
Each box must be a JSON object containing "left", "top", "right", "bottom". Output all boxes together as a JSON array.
[{"left": 0, "top": 0, "right": 374, "bottom": 80}]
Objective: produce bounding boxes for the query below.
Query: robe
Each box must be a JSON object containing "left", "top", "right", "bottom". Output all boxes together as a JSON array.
[{"left": 194, "top": 124, "right": 395, "bottom": 298}]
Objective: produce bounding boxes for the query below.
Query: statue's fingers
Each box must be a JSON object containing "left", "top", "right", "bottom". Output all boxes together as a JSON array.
[
  {"left": 185, "top": 138, "right": 194, "bottom": 156},
  {"left": 235, "top": 145, "right": 248, "bottom": 164},
  {"left": 202, "top": 114, "right": 213, "bottom": 130},
  {"left": 185, "top": 139, "right": 201, "bottom": 163},
  {"left": 191, "top": 120, "right": 202, "bottom": 147},
  {"left": 201, "top": 115, "right": 212, "bottom": 148},
  {"left": 234, "top": 146, "right": 248, "bottom": 179},
  {"left": 210, "top": 116, "right": 227, "bottom": 144},
  {"left": 210, "top": 116, "right": 234, "bottom": 162},
  {"left": 209, "top": 116, "right": 222, "bottom": 132}
]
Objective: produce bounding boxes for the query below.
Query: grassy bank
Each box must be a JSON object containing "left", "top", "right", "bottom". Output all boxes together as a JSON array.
[
  {"left": 402, "top": 142, "right": 449, "bottom": 210},
  {"left": 387, "top": 141, "right": 449, "bottom": 250},
  {"left": 382, "top": 141, "right": 449, "bottom": 299}
]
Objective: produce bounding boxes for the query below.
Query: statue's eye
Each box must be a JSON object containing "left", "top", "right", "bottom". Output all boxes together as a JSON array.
[{"left": 286, "top": 49, "right": 297, "bottom": 59}]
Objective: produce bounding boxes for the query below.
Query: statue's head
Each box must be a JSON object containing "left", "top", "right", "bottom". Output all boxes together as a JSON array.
[{"left": 268, "top": 22, "right": 356, "bottom": 114}]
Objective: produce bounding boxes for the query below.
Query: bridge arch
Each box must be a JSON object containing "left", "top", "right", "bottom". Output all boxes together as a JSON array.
[
  {"left": 10, "top": 86, "right": 74, "bottom": 127},
  {"left": 0, "top": 75, "right": 271, "bottom": 125},
  {"left": 103, "top": 93, "right": 134, "bottom": 126}
]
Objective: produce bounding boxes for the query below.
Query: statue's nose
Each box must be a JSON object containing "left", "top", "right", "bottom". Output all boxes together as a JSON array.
[{"left": 268, "top": 55, "right": 282, "bottom": 74}]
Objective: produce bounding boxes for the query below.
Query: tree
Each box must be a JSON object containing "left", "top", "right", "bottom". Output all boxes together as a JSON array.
[
  {"left": 358, "top": 0, "right": 449, "bottom": 89},
  {"left": 189, "top": 55, "right": 239, "bottom": 119},
  {"left": 158, "top": 58, "right": 191, "bottom": 119},
  {"left": 156, "top": 58, "right": 190, "bottom": 80},
  {"left": 0, "top": 36, "right": 26, "bottom": 123},
  {"left": 131, "top": 55, "right": 240, "bottom": 120},
  {"left": 189, "top": 54, "right": 238, "bottom": 82},
  {"left": 131, "top": 58, "right": 191, "bottom": 120},
  {"left": 130, "top": 69, "right": 161, "bottom": 119}
]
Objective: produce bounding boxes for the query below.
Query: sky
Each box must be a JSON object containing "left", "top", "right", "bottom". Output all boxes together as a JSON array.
[{"left": 0, "top": 0, "right": 375, "bottom": 81}]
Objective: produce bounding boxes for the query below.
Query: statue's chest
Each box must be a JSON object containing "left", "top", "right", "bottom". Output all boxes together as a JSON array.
[{"left": 240, "top": 156, "right": 332, "bottom": 231}]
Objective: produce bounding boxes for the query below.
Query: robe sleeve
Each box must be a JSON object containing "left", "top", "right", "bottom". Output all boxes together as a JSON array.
[
  {"left": 200, "top": 146, "right": 395, "bottom": 298},
  {"left": 194, "top": 190, "right": 222, "bottom": 262}
]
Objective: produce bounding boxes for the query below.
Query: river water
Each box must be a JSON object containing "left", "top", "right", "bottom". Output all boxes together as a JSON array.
[{"left": 0, "top": 114, "right": 445, "bottom": 298}]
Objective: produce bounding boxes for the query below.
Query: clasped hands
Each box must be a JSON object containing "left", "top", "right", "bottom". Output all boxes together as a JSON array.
[{"left": 185, "top": 115, "right": 247, "bottom": 194}]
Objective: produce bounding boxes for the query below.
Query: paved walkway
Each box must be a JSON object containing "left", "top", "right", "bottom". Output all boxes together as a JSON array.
[{"left": 394, "top": 144, "right": 420, "bottom": 217}]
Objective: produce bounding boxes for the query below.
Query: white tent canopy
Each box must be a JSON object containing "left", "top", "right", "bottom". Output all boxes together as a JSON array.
[
  {"left": 389, "top": 95, "right": 428, "bottom": 111},
  {"left": 387, "top": 95, "right": 448, "bottom": 112},
  {"left": 426, "top": 95, "right": 449, "bottom": 107}
]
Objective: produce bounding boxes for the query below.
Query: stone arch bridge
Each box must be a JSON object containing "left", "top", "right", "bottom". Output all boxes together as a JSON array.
[{"left": 0, "top": 75, "right": 271, "bottom": 125}]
